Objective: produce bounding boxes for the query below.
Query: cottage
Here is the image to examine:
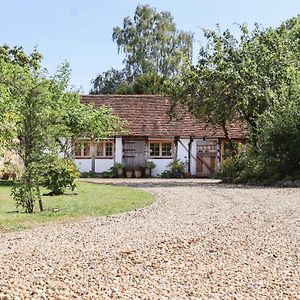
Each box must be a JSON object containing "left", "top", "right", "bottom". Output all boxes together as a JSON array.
[{"left": 74, "top": 95, "right": 247, "bottom": 177}]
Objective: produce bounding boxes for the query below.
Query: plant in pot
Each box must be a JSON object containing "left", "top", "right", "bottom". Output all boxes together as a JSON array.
[
  {"left": 134, "top": 167, "right": 142, "bottom": 178},
  {"left": 125, "top": 168, "right": 133, "bottom": 178},
  {"left": 167, "top": 159, "right": 185, "bottom": 178},
  {"left": 114, "top": 162, "right": 125, "bottom": 177},
  {"left": 142, "top": 161, "right": 156, "bottom": 177},
  {"left": 182, "top": 160, "right": 191, "bottom": 178}
]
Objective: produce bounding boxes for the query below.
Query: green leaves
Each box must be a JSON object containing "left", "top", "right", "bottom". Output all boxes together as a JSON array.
[{"left": 92, "top": 5, "right": 193, "bottom": 95}]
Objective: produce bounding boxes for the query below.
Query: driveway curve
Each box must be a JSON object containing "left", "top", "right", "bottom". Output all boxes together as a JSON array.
[{"left": 0, "top": 179, "right": 299, "bottom": 299}]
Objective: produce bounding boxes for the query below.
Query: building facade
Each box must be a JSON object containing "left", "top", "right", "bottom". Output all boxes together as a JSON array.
[{"left": 74, "top": 95, "right": 247, "bottom": 177}]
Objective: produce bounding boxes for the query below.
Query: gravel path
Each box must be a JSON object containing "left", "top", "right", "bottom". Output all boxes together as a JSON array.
[{"left": 0, "top": 179, "right": 299, "bottom": 299}]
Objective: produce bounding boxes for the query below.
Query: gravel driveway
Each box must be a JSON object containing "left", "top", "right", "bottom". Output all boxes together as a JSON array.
[{"left": 0, "top": 179, "right": 299, "bottom": 299}]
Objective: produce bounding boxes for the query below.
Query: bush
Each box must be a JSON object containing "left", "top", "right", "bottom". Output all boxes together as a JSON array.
[
  {"left": 102, "top": 166, "right": 118, "bottom": 178},
  {"left": 159, "top": 170, "right": 175, "bottom": 178},
  {"left": 42, "top": 158, "right": 80, "bottom": 195}
]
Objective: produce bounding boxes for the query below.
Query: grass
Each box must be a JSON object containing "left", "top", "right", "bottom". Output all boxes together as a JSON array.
[{"left": 0, "top": 181, "right": 154, "bottom": 232}]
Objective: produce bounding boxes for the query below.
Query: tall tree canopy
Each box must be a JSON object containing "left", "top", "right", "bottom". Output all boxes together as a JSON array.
[
  {"left": 171, "top": 20, "right": 299, "bottom": 146},
  {"left": 0, "top": 46, "right": 123, "bottom": 212},
  {"left": 112, "top": 4, "right": 193, "bottom": 79},
  {"left": 90, "top": 5, "right": 193, "bottom": 95}
]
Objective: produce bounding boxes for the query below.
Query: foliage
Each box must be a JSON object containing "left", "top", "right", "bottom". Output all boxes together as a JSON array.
[
  {"left": 91, "top": 5, "right": 193, "bottom": 95},
  {"left": 159, "top": 170, "right": 175, "bottom": 178},
  {"left": 112, "top": 5, "right": 193, "bottom": 79},
  {"left": 41, "top": 158, "right": 80, "bottom": 195},
  {"left": 218, "top": 83, "right": 300, "bottom": 184},
  {"left": 90, "top": 68, "right": 127, "bottom": 94},
  {"left": 114, "top": 162, "right": 126, "bottom": 169},
  {"left": 165, "top": 159, "right": 186, "bottom": 178},
  {"left": 142, "top": 160, "right": 156, "bottom": 169},
  {"left": 115, "top": 72, "right": 168, "bottom": 95},
  {"left": 11, "top": 173, "right": 40, "bottom": 213},
  {"left": 170, "top": 21, "right": 299, "bottom": 147},
  {"left": 102, "top": 166, "right": 118, "bottom": 178},
  {"left": 0, "top": 47, "right": 123, "bottom": 212}
]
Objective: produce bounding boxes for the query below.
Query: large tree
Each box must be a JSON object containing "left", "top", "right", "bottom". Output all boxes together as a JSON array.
[
  {"left": 0, "top": 48, "right": 123, "bottom": 213},
  {"left": 90, "top": 5, "right": 193, "bottom": 94},
  {"left": 171, "top": 22, "right": 298, "bottom": 146}
]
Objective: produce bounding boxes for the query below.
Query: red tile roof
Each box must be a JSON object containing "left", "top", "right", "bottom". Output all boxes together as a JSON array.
[{"left": 81, "top": 95, "right": 247, "bottom": 139}]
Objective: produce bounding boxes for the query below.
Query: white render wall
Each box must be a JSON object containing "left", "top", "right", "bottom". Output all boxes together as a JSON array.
[
  {"left": 74, "top": 159, "right": 92, "bottom": 173},
  {"left": 95, "top": 159, "right": 114, "bottom": 173},
  {"left": 115, "top": 137, "right": 123, "bottom": 163},
  {"left": 177, "top": 138, "right": 190, "bottom": 163},
  {"left": 148, "top": 159, "right": 173, "bottom": 176}
]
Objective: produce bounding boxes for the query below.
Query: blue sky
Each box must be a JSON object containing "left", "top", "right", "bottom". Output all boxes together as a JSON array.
[{"left": 1, "top": 1, "right": 300, "bottom": 92}]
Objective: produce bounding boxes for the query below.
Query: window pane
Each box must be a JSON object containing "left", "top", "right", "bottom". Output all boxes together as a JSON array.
[
  {"left": 162, "top": 142, "right": 172, "bottom": 157},
  {"left": 150, "top": 142, "right": 160, "bottom": 156},
  {"left": 97, "top": 143, "right": 104, "bottom": 157},
  {"left": 74, "top": 142, "right": 82, "bottom": 157},
  {"left": 83, "top": 142, "right": 90, "bottom": 156},
  {"left": 105, "top": 142, "right": 113, "bottom": 157}
]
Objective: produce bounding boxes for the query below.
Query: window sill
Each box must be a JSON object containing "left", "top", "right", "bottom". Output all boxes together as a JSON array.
[{"left": 148, "top": 156, "right": 173, "bottom": 159}]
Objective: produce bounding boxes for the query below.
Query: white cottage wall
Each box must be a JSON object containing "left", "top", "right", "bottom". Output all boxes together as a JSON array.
[
  {"left": 115, "top": 137, "right": 123, "bottom": 163},
  {"left": 148, "top": 159, "right": 173, "bottom": 176},
  {"left": 74, "top": 159, "right": 92, "bottom": 172},
  {"left": 177, "top": 138, "right": 190, "bottom": 164},
  {"left": 95, "top": 159, "right": 114, "bottom": 173}
]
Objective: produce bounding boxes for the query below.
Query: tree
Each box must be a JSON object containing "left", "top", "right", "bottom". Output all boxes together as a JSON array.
[
  {"left": 90, "top": 5, "right": 193, "bottom": 95},
  {"left": 170, "top": 27, "right": 240, "bottom": 151},
  {"left": 170, "top": 22, "right": 298, "bottom": 147},
  {"left": 0, "top": 50, "right": 123, "bottom": 213},
  {"left": 113, "top": 5, "right": 193, "bottom": 78},
  {"left": 90, "top": 68, "right": 126, "bottom": 94}
]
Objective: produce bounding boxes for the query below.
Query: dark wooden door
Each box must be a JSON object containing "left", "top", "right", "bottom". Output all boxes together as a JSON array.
[{"left": 123, "top": 140, "right": 146, "bottom": 169}]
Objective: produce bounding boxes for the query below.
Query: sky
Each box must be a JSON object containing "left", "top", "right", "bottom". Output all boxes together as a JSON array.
[{"left": 1, "top": 1, "right": 300, "bottom": 93}]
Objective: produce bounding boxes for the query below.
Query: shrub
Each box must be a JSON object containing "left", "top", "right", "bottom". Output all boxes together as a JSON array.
[
  {"left": 159, "top": 170, "right": 175, "bottom": 178},
  {"left": 142, "top": 161, "right": 156, "bottom": 169},
  {"left": 42, "top": 158, "right": 80, "bottom": 195}
]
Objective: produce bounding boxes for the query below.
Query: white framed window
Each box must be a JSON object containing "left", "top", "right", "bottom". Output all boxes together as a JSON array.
[
  {"left": 74, "top": 141, "right": 91, "bottom": 158},
  {"left": 96, "top": 141, "right": 114, "bottom": 158},
  {"left": 149, "top": 141, "right": 173, "bottom": 158}
]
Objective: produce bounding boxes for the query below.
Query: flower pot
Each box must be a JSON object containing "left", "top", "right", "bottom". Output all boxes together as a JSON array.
[
  {"left": 126, "top": 170, "right": 133, "bottom": 178},
  {"left": 134, "top": 170, "right": 142, "bottom": 178},
  {"left": 144, "top": 168, "right": 151, "bottom": 177},
  {"left": 183, "top": 172, "right": 191, "bottom": 178},
  {"left": 117, "top": 168, "right": 123, "bottom": 177}
]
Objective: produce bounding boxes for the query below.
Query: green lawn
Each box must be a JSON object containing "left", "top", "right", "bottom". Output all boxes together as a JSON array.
[{"left": 0, "top": 182, "right": 154, "bottom": 232}]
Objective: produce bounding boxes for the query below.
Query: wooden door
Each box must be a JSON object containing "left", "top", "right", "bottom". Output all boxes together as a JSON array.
[
  {"left": 196, "top": 139, "right": 218, "bottom": 177},
  {"left": 123, "top": 140, "right": 146, "bottom": 169}
]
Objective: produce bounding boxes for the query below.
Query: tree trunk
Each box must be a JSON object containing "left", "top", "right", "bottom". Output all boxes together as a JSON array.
[
  {"left": 37, "top": 184, "right": 44, "bottom": 212},
  {"left": 246, "top": 117, "right": 259, "bottom": 147},
  {"left": 220, "top": 121, "right": 236, "bottom": 155}
]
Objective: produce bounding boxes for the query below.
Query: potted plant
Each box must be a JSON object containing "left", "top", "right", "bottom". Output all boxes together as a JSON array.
[
  {"left": 167, "top": 159, "right": 185, "bottom": 178},
  {"left": 125, "top": 169, "right": 133, "bottom": 178},
  {"left": 142, "top": 161, "right": 156, "bottom": 177},
  {"left": 114, "top": 162, "right": 125, "bottom": 177},
  {"left": 182, "top": 160, "right": 191, "bottom": 178},
  {"left": 134, "top": 168, "right": 142, "bottom": 178}
]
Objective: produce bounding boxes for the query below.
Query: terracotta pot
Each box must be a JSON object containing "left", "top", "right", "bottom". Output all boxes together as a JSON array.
[
  {"left": 126, "top": 170, "right": 133, "bottom": 178},
  {"left": 144, "top": 168, "right": 151, "bottom": 177},
  {"left": 117, "top": 168, "right": 123, "bottom": 177},
  {"left": 183, "top": 172, "right": 192, "bottom": 178},
  {"left": 134, "top": 170, "right": 142, "bottom": 178}
]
